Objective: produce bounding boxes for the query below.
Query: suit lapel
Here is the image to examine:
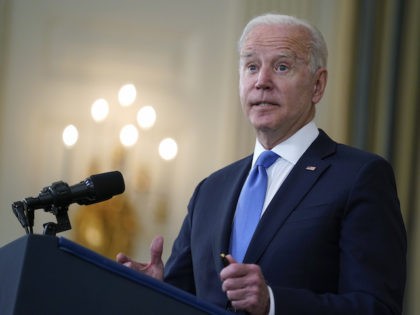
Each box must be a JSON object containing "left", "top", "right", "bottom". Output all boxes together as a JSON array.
[
  {"left": 244, "top": 130, "right": 336, "bottom": 263},
  {"left": 212, "top": 156, "right": 252, "bottom": 269}
]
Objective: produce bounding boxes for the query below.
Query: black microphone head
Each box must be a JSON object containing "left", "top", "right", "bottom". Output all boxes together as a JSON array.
[{"left": 89, "top": 171, "right": 125, "bottom": 203}]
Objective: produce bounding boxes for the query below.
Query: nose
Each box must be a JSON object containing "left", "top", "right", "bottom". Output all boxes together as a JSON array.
[{"left": 255, "top": 67, "right": 272, "bottom": 90}]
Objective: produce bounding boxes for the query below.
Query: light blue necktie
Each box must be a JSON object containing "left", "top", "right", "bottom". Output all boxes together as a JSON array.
[{"left": 230, "top": 150, "right": 279, "bottom": 263}]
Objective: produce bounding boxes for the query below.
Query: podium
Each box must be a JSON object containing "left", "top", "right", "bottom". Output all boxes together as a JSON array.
[{"left": 0, "top": 235, "right": 230, "bottom": 315}]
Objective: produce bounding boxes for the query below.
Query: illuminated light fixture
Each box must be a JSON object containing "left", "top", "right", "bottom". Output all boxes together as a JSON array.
[
  {"left": 118, "top": 83, "right": 137, "bottom": 107},
  {"left": 119, "top": 124, "right": 139, "bottom": 147},
  {"left": 84, "top": 225, "right": 103, "bottom": 247},
  {"left": 159, "top": 138, "right": 178, "bottom": 161},
  {"left": 137, "top": 105, "right": 156, "bottom": 130},
  {"left": 62, "top": 124, "right": 79, "bottom": 148},
  {"left": 91, "top": 98, "right": 109, "bottom": 122}
]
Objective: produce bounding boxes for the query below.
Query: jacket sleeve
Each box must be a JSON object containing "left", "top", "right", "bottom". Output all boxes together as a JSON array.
[{"left": 163, "top": 181, "right": 205, "bottom": 294}]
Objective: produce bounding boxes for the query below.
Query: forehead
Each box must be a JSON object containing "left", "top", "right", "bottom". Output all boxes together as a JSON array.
[{"left": 241, "top": 24, "right": 311, "bottom": 59}]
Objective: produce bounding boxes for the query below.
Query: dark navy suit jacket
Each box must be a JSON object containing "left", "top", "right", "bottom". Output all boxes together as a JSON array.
[{"left": 164, "top": 130, "right": 407, "bottom": 315}]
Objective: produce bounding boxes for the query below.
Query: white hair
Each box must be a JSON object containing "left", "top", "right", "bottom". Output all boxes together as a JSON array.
[{"left": 238, "top": 14, "right": 328, "bottom": 73}]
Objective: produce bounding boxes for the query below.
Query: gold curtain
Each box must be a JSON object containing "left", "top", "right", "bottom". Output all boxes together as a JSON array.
[
  {"left": 346, "top": 1, "right": 419, "bottom": 312},
  {"left": 348, "top": 0, "right": 419, "bottom": 224},
  {"left": 391, "top": 0, "right": 420, "bottom": 314}
]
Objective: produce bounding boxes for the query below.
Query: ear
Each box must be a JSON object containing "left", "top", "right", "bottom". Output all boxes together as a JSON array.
[{"left": 312, "top": 68, "right": 328, "bottom": 104}]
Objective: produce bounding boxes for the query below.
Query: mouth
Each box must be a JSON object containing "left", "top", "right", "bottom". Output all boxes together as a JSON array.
[{"left": 251, "top": 102, "right": 278, "bottom": 107}]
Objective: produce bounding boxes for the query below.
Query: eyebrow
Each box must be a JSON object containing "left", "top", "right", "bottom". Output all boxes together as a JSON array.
[
  {"left": 240, "top": 51, "right": 296, "bottom": 60},
  {"left": 239, "top": 52, "right": 254, "bottom": 59}
]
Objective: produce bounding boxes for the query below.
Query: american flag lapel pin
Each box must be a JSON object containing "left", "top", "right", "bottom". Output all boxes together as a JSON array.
[{"left": 305, "top": 166, "right": 317, "bottom": 171}]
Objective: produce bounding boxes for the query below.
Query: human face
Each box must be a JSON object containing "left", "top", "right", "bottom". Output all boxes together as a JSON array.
[{"left": 239, "top": 24, "right": 327, "bottom": 149}]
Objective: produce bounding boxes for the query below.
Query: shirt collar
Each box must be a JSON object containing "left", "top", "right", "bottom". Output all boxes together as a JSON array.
[{"left": 253, "top": 121, "right": 319, "bottom": 166}]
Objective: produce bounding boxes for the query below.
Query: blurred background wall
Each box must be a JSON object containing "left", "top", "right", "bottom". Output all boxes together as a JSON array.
[{"left": 0, "top": 0, "right": 418, "bottom": 313}]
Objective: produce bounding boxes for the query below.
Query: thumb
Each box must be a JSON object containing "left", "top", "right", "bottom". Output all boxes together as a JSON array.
[
  {"left": 226, "top": 254, "right": 238, "bottom": 264},
  {"left": 150, "top": 235, "right": 164, "bottom": 265}
]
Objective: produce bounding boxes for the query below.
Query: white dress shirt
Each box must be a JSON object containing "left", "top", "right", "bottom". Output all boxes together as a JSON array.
[{"left": 251, "top": 121, "right": 319, "bottom": 215}]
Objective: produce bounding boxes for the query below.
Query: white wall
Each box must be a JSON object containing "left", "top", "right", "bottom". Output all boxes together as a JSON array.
[{"left": 0, "top": 0, "right": 248, "bottom": 260}]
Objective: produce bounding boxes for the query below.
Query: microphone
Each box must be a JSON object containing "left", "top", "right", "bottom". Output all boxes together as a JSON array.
[{"left": 24, "top": 171, "right": 125, "bottom": 210}]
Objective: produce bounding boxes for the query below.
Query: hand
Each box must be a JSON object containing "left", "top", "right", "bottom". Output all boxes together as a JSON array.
[
  {"left": 220, "top": 255, "right": 270, "bottom": 315},
  {"left": 116, "top": 235, "right": 164, "bottom": 280}
]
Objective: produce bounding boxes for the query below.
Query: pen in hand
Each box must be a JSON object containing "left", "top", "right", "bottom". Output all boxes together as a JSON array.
[
  {"left": 220, "top": 253, "right": 230, "bottom": 267},
  {"left": 220, "top": 253, "right": 235, "bottom": 311}
]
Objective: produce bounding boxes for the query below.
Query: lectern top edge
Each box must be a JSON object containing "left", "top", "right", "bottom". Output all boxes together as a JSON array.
[{"left": 58, "top": 236, "right": 230, "bottom": 315}]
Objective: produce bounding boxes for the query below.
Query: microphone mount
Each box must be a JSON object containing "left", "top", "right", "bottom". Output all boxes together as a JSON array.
[
  {"left": 12, "top": 171, "right": 125, "bottom": 236},
  {"left": 13, "top": 181, "right": 73, "bottom": 236},
  {"left": 37, "top": 181, "right": 73, "bottom": 235}
]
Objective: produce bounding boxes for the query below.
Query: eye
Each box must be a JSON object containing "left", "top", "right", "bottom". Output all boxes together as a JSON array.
[
  {"left": 247, "top": 64, "right": 258, "bottom": 72},
  {"left": 275, "top": 64, "right": 288, "bottom": 72}
]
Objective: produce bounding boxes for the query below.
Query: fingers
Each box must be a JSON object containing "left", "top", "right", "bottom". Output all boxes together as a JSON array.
[
  {"left": 116, "top": 252, "right": 130, "bottom": 264},
  {"left": 220, "top": 258, "right": 249, "bottom": 282},
  {"left": 150, "top": 235, "right": 164, "bottom": 265},
  {"left": 116, "top": 236, "right": 163, "bottom": 267},
  {"left": 116, "top": 253, "right": 145, "bottom": 271},
  {"left": 220, "top": 263, "right": 269, "bottom": 314},
  {"left": 115, "top": 236, "right": 164, "bottom": 280}
]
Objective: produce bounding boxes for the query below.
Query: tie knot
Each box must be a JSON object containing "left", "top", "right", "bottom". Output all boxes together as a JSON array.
[{"left": 255, "top": 150, "right": 279, "bottom": 169}]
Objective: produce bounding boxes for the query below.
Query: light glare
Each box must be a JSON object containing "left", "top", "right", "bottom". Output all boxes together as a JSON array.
[
  {"left": 119, "top": 124, "right": 139, "bottom": 147},
  {"left": 118, "top": 83, "right": 137, "bottom": 107},
  {"left": 91, "top": 98, "right": 109, "bottom": 122},
  {"left": 137, "top": 105, "right": 156, "bottom": 129},
  {"left": 62, "top": 124, "right": 79, "bottom": 147},
  {"left": 159, "top": 138, "right": 178, "bottom": 161}
]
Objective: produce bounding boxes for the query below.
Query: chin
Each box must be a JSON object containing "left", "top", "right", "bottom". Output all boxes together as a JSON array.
[
  {"left": 252, "top": 123, "right": 278, "bottom": 134},
  {"left": 250, "top": 116, "right": 280, "bottom": 129}
]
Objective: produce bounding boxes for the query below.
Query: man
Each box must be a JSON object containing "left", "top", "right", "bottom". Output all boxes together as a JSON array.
[{"left": 117, "top": 14, "right": 406, "bottom": 315}]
